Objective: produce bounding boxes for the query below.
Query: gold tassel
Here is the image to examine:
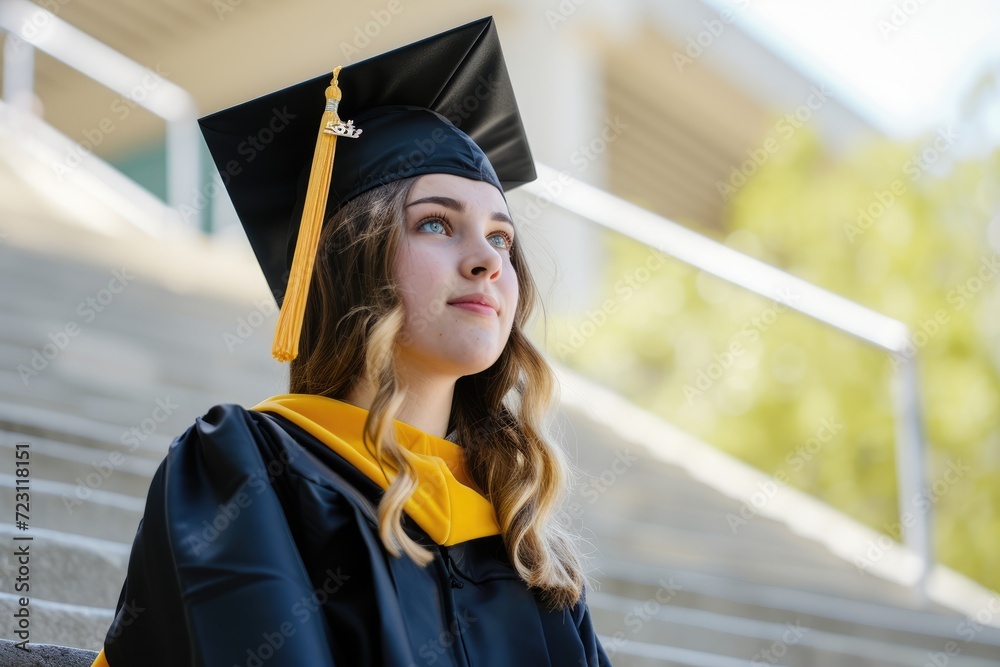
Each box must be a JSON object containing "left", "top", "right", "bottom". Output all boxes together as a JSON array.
[{"left": 272, "top": 66, "right": 361, "bottom": 362}]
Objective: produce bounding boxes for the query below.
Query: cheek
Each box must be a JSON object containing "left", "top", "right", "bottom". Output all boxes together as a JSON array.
[
  {"left": 395, "top": 247, "right": 447, "bottom": 323},
  {"left": 502, "top": 267, "right": 519, "bottom": 329},
  {"left": 393, "top": 249, "right": 418, "bottom": 317},
  {"left": 394, "top": 239, "right": 417, "bottom": 279}
]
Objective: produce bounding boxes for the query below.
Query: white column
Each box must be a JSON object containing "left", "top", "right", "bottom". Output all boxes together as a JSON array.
[
  {"left": 500, "top": 9, "right": 612, "bottom": 318},
  {"left": 2, "top": 32, "right": 36, "bottom": 114}
]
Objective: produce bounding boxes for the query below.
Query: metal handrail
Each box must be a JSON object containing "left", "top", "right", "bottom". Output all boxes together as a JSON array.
[
  {"left": 0, "top": 0, "right": 200, "bottom": 225},
  {"left": 524, "top": 162, "right": 931, "bottom": 596}
]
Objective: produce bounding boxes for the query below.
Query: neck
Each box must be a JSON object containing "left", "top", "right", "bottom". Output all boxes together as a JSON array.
[{"left": 344, "top": 371, "right": 456, "bottom": 440}]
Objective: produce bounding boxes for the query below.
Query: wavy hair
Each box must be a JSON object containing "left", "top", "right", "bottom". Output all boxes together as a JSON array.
[{"left": 289, "top": 176, "right": 586, "bottom": 610}]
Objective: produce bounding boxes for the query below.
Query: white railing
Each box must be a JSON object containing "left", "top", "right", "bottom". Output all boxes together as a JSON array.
[
  {"left": 0, "top": 0, "right": 200, "bottom": 225},
  {"left": 523, "top": 163, "right": 932, "bottom": 597}
]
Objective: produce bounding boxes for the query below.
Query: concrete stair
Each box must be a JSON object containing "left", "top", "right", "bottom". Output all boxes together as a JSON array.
[{"left": 2, "top": 123, "right": 1000, "bottom": 666}]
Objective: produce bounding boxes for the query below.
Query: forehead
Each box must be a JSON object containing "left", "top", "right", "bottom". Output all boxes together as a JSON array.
[{"left": 406, "top": 173, "right": 509, "bottom": 213}]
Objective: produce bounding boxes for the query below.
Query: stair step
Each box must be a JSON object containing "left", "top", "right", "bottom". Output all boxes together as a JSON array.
[
  {"left": 0, "top": 431, "right": 158, "bottom": 497},
  {"left": 0, "top": 524, "right": 128, "bottom": 608},
  {"left": 590, "top": 591, "right": 1000, "bottom": 667},
  {"left": 592, "top": 559, "right": 1000, "bottom": 656},
  {"left": 0, "top": 638, "right": 98, "bottom": 667},
  {"left": 0, "top": 260, "right": 276, "bottom": 362},
  {"left": 0, "top": 402, "right": 170, "bottom": 458},
  {"left": 0, "top": 474, "right": 143, "bottom": 543},
  {"left": 598, "top": 635, "right": 792, "bottom": 667},
  {"left": 0, "top": 592, "right": 113, "bottom": 652},
  {"left": 577, "top": 509, "right": 901, "bottom": 597}
]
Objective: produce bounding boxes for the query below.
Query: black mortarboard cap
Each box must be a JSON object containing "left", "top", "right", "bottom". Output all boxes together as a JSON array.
[{"left": 197, "top": 16, "right": 535, "bottom": 362}]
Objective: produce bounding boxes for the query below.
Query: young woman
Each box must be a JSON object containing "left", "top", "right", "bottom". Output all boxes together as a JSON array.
[{"left": 91, "top": 17, "right": 612, "bottom": 667}]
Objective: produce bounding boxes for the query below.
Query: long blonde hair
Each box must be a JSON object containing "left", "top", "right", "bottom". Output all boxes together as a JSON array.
[{"left": 289, "top": 176, "right": 586, "bottom": 610}]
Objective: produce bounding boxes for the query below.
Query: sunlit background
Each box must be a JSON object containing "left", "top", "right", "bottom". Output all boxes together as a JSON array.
[{"left": 1, "top": 0, "right": 999, "bottom": 664}]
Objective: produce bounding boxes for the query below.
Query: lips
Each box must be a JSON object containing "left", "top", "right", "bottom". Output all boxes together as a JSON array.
[{"left": 447, "top": 293, "right": 499, "bottom": 315}]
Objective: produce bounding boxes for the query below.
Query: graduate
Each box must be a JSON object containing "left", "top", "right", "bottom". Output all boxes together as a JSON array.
[{"left": 90, "top": 16, "right": 612, "bottom": 667}]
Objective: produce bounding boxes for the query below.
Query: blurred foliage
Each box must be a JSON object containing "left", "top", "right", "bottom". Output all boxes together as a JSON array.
[{"left": 537, "top": 115, "right": 1000, "bottom": 592}]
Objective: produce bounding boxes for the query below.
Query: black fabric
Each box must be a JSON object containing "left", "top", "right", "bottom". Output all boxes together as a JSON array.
[
  {"left": 323, "top": 105, "right": 502, "bottom": 217},
  {"left": 101, "top": 404, "right": 611, "bottom": 667},
  {"left": 197, "top": 16, "right": 535, "bottom": 306}
]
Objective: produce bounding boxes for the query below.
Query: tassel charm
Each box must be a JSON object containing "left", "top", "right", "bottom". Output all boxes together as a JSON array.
[
  {"left": 271, "top": 66, "right": 359, "bottom": 362},
  {"left": 327, "top": 118, "right": 363, "bottom": 139}
]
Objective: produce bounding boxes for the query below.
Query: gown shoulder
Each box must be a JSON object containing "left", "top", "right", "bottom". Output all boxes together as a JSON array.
[{"left": 97, "top": 402, "right": 613, "bottom": 666}]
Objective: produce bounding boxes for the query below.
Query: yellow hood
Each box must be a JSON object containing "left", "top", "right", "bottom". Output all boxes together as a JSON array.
[{"left": 251, "top": 394, "right": 501, "bottom": 547}]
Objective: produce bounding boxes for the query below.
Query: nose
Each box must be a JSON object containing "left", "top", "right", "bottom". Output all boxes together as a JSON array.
[{"left": 460, "top": 230, "right": 503, "bottom": 281}]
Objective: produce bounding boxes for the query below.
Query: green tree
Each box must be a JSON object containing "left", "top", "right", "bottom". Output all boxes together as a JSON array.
[{"left": 542, "top": 111, "right": 1000, "bottom": 592}]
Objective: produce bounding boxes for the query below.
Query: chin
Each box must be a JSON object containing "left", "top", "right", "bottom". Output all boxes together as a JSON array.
[
  {"left": 398, "top": 330, "right": 510, "bottom": 377},
  {"left": 455, "top": 353, "right": 503, "bottom": 377},
  {"left": 441, "top": 345, "right": 506, "bottom": 378}
]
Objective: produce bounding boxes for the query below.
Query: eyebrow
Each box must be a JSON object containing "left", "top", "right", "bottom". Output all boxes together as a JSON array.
[{"left": 406, "top": 195, "right": 513, "bottom": 226}]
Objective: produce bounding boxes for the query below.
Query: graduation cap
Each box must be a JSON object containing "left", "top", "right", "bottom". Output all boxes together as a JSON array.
[{"left": 198, "top": 16, "right": 535, "bottom": 362}]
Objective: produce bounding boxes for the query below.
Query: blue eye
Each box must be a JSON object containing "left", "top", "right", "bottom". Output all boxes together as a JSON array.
[
  {"left": 489, "top": 231, "right": 514, "bottom": 250},
  {"left": 418, "top": 218, "right": 448, "bottom": 234},
  {"left": 416, "top": 215, "right": 513, "bottom": 250}
]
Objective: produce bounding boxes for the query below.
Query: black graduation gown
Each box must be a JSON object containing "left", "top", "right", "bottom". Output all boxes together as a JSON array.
[{"left": 99, "top": 403, "right": 612, "bottom": 666}]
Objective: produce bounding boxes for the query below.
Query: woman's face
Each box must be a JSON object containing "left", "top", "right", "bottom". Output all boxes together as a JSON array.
[{"left": 393, "top": 173, "right": 518, "bottom": 380}]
